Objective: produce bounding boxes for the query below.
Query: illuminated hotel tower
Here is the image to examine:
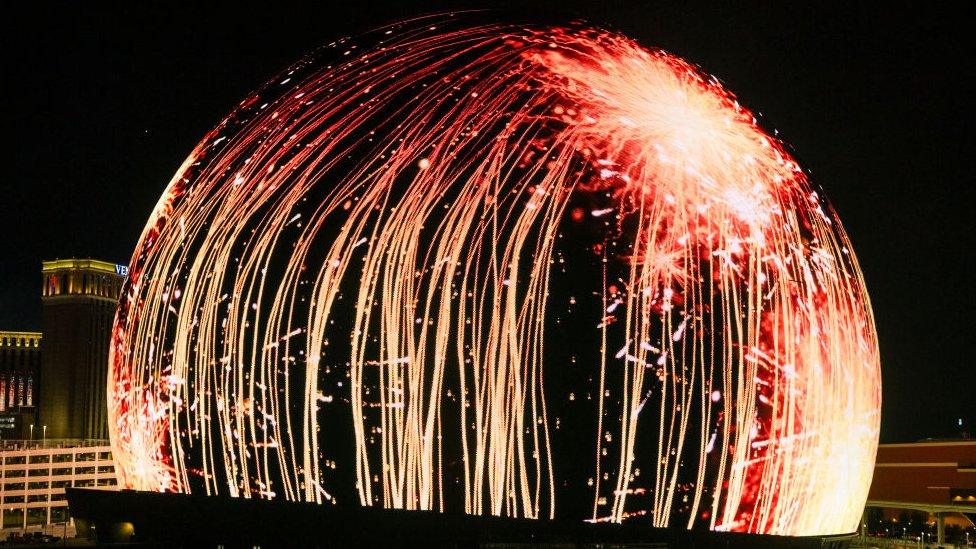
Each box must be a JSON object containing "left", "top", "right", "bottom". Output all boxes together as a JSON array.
[{"left": 39, "top": 259, "right": 125, "bottom": 440}]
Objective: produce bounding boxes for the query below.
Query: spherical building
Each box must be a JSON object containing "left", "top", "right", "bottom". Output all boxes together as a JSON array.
[{"left": 108, "top": 17, "right": 881, "bottom": 536}]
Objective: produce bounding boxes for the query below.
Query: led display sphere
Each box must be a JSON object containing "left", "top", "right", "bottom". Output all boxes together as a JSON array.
[{"left": 109, "top": 17, "right": 881, "bottom": 536}]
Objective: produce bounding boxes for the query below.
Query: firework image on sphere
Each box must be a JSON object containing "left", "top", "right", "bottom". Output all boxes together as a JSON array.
[{"left": 108, "top": 15, "right": 881, "bottom": 536}]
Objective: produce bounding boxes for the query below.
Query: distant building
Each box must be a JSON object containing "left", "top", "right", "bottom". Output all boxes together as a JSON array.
[
  {"left": 0, "top": 259, "right": 125, "bottom": 534},
  {"left": 0, "top": 332, "right": 41, "bottom": 440},
  {"left": 865, "top": 440, "right": 976, "bottom": 544},
  {"left": 0, "top": 332, "right": 40, "bottom": 412},
  {"left": 869, "top": 440, "right": 976, "bottom": 506},
  {"left": 38, "top": 259, "right": 125, "bottom": 440},
  {"left": 0, "top": 439, "right": 116, "bottom": 531}
]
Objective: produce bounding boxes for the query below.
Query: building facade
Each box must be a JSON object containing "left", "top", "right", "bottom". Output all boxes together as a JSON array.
[
  {"left": 0, "top": 331, "right": 40, "bottom": 412},
  {"left": 869, "top": 440, "right": 976, "bottom": 505},
  {"left": 39, "top": 259, "right": 125, "bottom": 440},
  {"left": 0, "top": 439, "right": 117, "bottom": 530}
]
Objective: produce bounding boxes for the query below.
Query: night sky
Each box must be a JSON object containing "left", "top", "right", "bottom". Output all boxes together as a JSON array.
[{"left": 1, "top": 2, "right": 971, "bottom": 444}]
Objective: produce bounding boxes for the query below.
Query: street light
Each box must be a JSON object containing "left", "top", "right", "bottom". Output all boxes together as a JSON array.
[
  {"left": 42, "top": 425, "right": 47, "bottom": 445},
  {"left": 29, "top": 423, "right": 33, "bottom": 442}
]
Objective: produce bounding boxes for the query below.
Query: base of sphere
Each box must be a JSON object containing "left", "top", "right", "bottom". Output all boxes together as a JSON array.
[{"left": 66, "top": 488, "right": 856, "bottom": 547}]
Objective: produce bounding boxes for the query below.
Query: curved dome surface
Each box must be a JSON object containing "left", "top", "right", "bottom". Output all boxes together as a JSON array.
[{"left": 108, "top": 17, "right": 881, "bottom": 536}]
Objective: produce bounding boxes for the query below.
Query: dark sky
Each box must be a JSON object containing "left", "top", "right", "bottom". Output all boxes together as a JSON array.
[{"left": 1, "top": 2, "right": 971, "bottom": 444}]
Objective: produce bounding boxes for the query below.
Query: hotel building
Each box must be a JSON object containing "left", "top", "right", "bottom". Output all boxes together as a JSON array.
[{"left": 0, "top": 259, "right": 126, "bottom": 533}]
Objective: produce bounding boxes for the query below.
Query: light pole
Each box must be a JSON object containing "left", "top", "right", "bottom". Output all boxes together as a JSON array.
[
  {"left": 42, "top": 424, "right": 47, "bottom": 445},
  {"left": 29, "top": 423, "right": 33, "bottom": 442}
]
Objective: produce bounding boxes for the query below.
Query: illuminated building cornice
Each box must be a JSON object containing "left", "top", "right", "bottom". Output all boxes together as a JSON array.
[
  {"left": 41, "top": 258, "right": 126, "bottom": 303},
  {"left": 0, "top": 332, "right": 42, "bottom": 348},
  {"left": 41, "top": 258, "right": 126, "bottom": 276}
]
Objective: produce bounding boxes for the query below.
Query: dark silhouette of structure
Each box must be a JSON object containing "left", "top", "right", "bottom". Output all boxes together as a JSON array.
[{"left": 66, "top": 488, "right": 856, "bottom": 547}]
